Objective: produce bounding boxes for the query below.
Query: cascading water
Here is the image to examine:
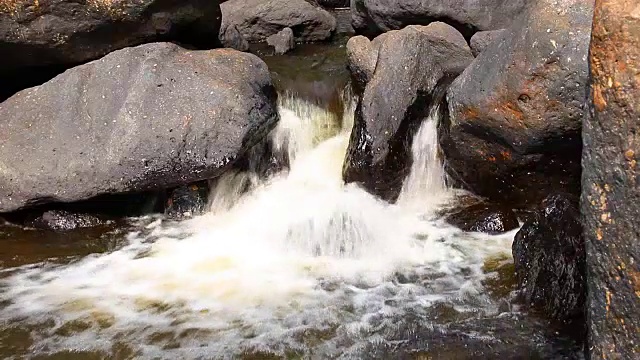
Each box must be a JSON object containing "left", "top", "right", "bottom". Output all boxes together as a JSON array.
[{"left": 0, "top": 89, "right": 517, "bottom": 358}]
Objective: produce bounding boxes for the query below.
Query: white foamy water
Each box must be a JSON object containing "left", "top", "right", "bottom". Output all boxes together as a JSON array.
[{"left": 0, "top": 92, "right": 516, "bottom": 358}]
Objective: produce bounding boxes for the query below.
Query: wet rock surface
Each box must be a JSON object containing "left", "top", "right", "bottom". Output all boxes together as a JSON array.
[
  {"left": 0, "top": 0, "right": 221, "bottom": 73},
  {"left": 469, "top": 29, "right": 504, "bottom": 57},
  {"left": 446, "top": 203, "right": 519, "bottom": 235},
  {"left": 165, "top": 182, "right": 210, "bottom": 218},
  {"left": 0, "top": 43, "right": 278, "bottom": 213},
  {"left": 351, "top": 0, "right": 526, "bottom": 39},
  {"left": 25, "top": 210, "right": 109, "bottom": 231},
  {"left": 267, "top": 27, "right": 296, "bottom": 55},
  {"left": 441, "top": 0, "right": 594, "bottom": 207},
  {"left": 343, "top": 22, "right": 473, "bottom": 201},
  {"left": 220, "top": 0, "right": 336, "bottom": 42},
  {"left": 584, "top": 0, "right": 640, "bottom": 357},
  {"left": 512, "top": 194, "right": 585, "bottom": 325}
]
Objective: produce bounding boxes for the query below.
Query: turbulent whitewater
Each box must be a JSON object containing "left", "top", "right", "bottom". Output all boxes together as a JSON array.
[{"left": 0, "top": 91, "right": 516, "bottom": 358}]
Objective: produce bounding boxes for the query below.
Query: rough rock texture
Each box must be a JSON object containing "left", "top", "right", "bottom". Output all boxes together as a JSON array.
[
  {"left": 446, "top": 203, "right": 519, "bottom": 234},
  {"left": 26, "top": 210, "right": 108, "bottom": 231},
  {"left": 219, "top": 24, "right": 249, "bottom": 51},
  {"left": 0, "top": 0, "right": 221, "bottom": 73},
  {"left": 351, "top": 0, "right": 526, "bottom": 39},
  {"left": 584, "top": 0, "right": 640, "bottom": 357},
  {"left": 343, "top": 23, "right": 473, "bottom": 201},
  {"left": 267, "top": 27, "right": 295, "bottom": 54},
  {"left": 165, "top": 181, "right": 209, "bottom": 218},
  {"left": 469, "top": 29, "right": 504, "bottom": 57},
  {"left": 512, "top": 194, "right": 585, "bottom": 323},
  {"left": 220, "top": 0, "right": 336, "bottom": 42},
  {"left": 0, "top": 43, "right": 278, "bottom": 213},
  {"left": 441, "top": 0, "right": 594, "bottom": 207}
]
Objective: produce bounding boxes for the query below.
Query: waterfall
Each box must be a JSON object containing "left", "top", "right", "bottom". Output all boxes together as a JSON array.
[{"left": 0, "top": 91, "right": 514, "bottom": 358}]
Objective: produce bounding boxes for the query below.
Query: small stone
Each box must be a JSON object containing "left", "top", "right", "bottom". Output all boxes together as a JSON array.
[{"left": 267, "top": 27, "right": 296, "bottom": 55}]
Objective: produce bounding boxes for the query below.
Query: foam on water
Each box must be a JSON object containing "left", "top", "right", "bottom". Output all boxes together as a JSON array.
[{"left": 0, "top": 92, "right": 516, "bottom": 357}]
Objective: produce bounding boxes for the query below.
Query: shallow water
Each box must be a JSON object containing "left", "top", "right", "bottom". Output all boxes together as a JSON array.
[{"left": 0, "top": 42, "right": 583, "bottom": 359}]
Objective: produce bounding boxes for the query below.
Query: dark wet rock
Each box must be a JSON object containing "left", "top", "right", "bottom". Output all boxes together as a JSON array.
[
  {"left": 219, "top": 24, "right": 250, "bottom": 51},
  {"left": 446, "top": 203, "right": 519, "bottom": 235},
  {"left": 351, "top": 0, "right": 526, "bottom": 39},
  {"left": 220, "top": 0, "right": 336, "bottom": 43},
  {"left": 26, "top": 210, "right": 108, "bottom": 231},
  {"left": 165, "top": 182, "right": 210, "bottom": 218},
  {"left": 0, "top": 43, "right": 278, "bottom": 213},
  {"left": 469, "top": 29, "right": 504, "bottom": 57},
  {"left": 512, "top": 194, "right": 585, "bottom": 324},
  {"left": 584, "top": 0, "right": 640, "bottom": 356},
  {"left": 0, "top": 0, "right": 221, "bottom": 74},
  {"left": 441, "top": 0, "right": 594, "bottom": 207},
  {"left": 343, "top": 22, "right": 473, "bottom": 201},
  {"left": 267, "top": 27, "right": 295, "bottom": 55},
  {"left": 315, "top": 0, "right": 349, "bottom": 8}
]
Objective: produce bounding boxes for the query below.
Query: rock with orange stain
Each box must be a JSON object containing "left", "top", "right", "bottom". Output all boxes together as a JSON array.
[
  {"left": 0, "top": 43, "right": 278, "bottom": 212},
  {"left": 440, "top": 0, "right": 594, "bottom": 207},
  {"left": 583, "top": 0, "right": 640, "bottom": 357}
]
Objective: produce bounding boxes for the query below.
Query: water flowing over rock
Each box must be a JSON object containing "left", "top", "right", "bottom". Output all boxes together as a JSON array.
[
  {"left": 469, "top": 29, "right": 504, "bottom": 57},
  {"left": 512, "top": 194, "right": 585, "bottom": 324},
  {"left": 267, "top": 27, "right": 295, "bottom": 55},
  {"left": 351, "top": 0, "right": 526, "bottom": 39},
  {"left": 584, "top": 0, "right": 640, "bottom": 356},
  {"left": 165, "top": 181, "right": 210, "bottom": 218},
  {"left": 441, "top": 0, "right": 594, "bottom": 207},
  {"left": 343, "top": 22, "right": 473, "bottom": 202},
  {"left": 0, "top": 0, "right": 221, "bottom": 73},
  {"left": 0, "top": 43, "right": 278, "bottom": 213},
  {"left": 220, "top": 0, "right": 336, "bottom": 43}
]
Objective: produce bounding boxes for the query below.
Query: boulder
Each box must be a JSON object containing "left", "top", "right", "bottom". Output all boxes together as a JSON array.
[
  {"left": 351, "top": 0, "right": 527, "bottom": 39},
  {"left": 512, "top": 194, "right": 585, "bottom": 323},
  {"left": 343, "top": 22, "right": 473, "bottom": 201},
  {"left": 219, "top": 24, "right": 250, "bottom": 52},
  {"left": 441, "top": 0, "right": 594, "bottom": 207},
  {"left": 220, "top": 0, "right": 336, "bottom": 43},
  {"left": 0, "top": 43, "right": 278, "bottom": 213},
  {"left": 469, "top": 29, "right": 504, "bottom": 57},
  {"left": 446, "top": 203, "right": 519, "bottom": 235},
  {"left": 584, "top": 0, "right": 640, "bottom": 356},
  {"left": 267, "top": 27, "right": 295, "bottom": 55},
  {"left": 0, "top": 0, "right": 221, "bottom": 73},
  {"left": 26, "top": 210, "right": 108, "bottom": 231}
]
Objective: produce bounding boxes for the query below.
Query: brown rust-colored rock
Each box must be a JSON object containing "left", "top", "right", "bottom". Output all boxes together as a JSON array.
[
  {"left": 583, "top": 0, "right": 640, "bottom": 357},
  {"left": 442, "top": 0, "right": 594, "bottom": 207}
]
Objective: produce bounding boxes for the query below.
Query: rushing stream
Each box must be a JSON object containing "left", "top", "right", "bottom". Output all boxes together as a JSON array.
[{"left": 0, "top": 40, "right": 582, "bottom": 359}]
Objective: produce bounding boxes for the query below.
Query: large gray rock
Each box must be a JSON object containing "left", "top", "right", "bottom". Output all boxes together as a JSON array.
[
  {"left": 351, "top": 0, "right": 526, "bottom": 38},
  {"left": 343, "top": 23, "right": 473, "bottom": 201},
  {"left": 469, "top": 29, "right": 504, "bottom": 57},
  {"left": 220, "top": 0, "right": 336, "bottom": 42},
  {"left": 0, "top": 43, "right": 278, "bottom": 213},
  {"left": 441, "top": 0, "right": 594, "bottom": 207},
  {"left": 584, "top": 0, "right": 640, "bottom": 357},
  {"left": 0, "top": 0, "right": 221, "bottom": 73}
]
